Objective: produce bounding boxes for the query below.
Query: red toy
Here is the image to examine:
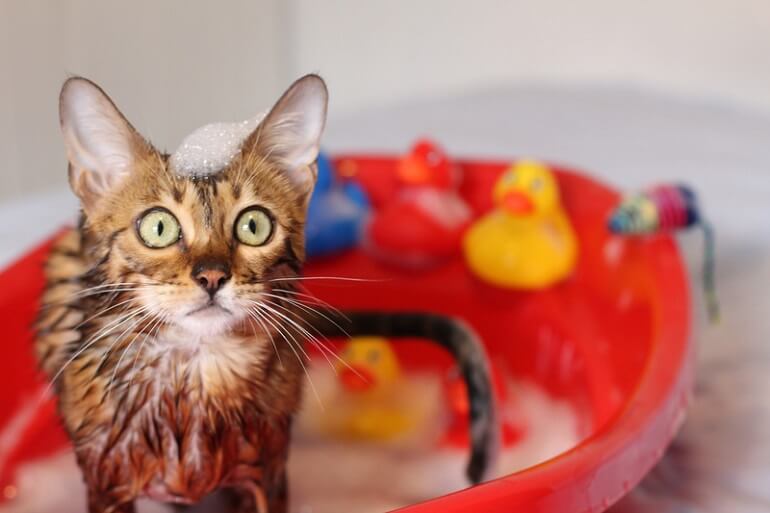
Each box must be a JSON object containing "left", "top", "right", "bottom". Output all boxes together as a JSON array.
[
  {"left": 396, "top": 139, "right": 455, "bottom": 189},
  {"left": 363, "top": 139, "right": 472, "bottom": 267}
]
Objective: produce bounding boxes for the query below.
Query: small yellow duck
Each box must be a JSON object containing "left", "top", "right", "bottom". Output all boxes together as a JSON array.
[
  {"left": 463, "top": 160, "right": 578, "bottom": 289},
  {"left": 321, "top": 337, "right": 428, "bottom": 441}
]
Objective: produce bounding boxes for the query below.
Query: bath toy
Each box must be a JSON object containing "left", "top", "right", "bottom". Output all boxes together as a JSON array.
[
  {"left": 609, "top": 183, "right": 719, "bottom": 321},
  {"left": 337, "top": 337, "right": 401, "bottom": 393},
  {"left": 0, "top": 155, "right": 693, "bottom": 513},
  {"left": 364, "top": 139, "right": 472, "bottom": 267},
  {"left": 305, "top": 152, "right": 369, "bottom": 258},
  {"left": 320, "top": 337, "right": 429, "bottom": 441},
  {"left": 396, "top": 138, "right": 455, "bottom": 189},
  {"left": 462, "top": 160, "right": 578, "bottom": 289}
]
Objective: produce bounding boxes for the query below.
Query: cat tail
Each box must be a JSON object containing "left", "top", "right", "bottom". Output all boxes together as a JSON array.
[{"left": 310, "top": 310, "right": 500, "bottom": 484}]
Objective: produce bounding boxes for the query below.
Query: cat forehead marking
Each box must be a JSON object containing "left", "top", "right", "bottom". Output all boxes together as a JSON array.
[{"left": 170, "top": 114, "right": 264, "bottom": 177}]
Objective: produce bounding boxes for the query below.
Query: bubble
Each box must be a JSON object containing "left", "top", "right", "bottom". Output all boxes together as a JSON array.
[
  {"left": 170, "top": 113, "right": 265, "bottom": 177},
  {"left": 3, "top": 485, "right": 17, "bottom": 500}
]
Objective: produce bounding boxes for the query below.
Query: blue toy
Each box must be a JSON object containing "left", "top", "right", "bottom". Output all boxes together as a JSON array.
[{"left": 305, "top": 153, "right": 370, "bottom": 258}]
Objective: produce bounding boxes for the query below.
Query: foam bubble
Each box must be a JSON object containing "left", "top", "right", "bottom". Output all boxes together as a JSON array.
[{"left": 170, "top": 115, "right": 264, "bottom": 177}]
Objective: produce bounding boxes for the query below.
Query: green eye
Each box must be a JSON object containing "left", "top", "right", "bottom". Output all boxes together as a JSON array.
[
  {"left": 235, "top": 207, "right": 273, "bottom": 246},
  {"left": 137, "top": 209, "right": 181, "bottom": 248}
]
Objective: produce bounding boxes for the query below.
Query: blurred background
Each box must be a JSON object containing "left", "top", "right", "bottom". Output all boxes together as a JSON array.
[
  {"left": 2, "top": 2, "right": 770, "bottom": 512},
  {"left": 2, "top": 0, "right": 770, "bottom": 200}
]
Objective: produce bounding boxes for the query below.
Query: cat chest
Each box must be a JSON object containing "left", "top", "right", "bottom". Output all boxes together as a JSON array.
[{"left": 85, "top": 382, "right": 289, "bottom": 505}]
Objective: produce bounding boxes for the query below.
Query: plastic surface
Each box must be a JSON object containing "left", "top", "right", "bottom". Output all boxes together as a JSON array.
[
  {"left": 0, "top": 155, "right": 692, "bottom": 513},
  {"left": 319, "top": 337, "right": 424, "bottom": 441},
  {"left": 305, "top": 152, "right": 369, "bottom": 258},
  {"left": 363, "top": 140, "right": 472, "bottom": 267},
  {"left": 463, "top": 160, "right": 578, "bottom": 289}
]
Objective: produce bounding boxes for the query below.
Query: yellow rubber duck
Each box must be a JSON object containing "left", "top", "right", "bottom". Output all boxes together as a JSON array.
[
  {"left": 463, "top": 160, "right": 578, "bottom": 289},
  {"left": 321, "top": 337, "right": 429, "bottom": 441}
]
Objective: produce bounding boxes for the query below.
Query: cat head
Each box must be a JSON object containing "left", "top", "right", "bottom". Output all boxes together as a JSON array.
[{"left": 59, "top": 75, "right": 328, "bottom": 338}]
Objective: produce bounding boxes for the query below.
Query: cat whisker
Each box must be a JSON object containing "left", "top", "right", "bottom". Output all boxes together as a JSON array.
[
  {"left": 69, "top": 281, "right": 163, "bottom": 297},
  {"left": 252, "top": 302, "right": 324, "bottom": 410},
  {"left": 74, "top": 296, "right": 142, "bottom": 329},
  {"left": 74, "top": 285, "right": 163, "bottom": 298},
  {"left": 127, "top": 312, "right": 168, "bottom": 390},
  {"left": 273, "top": 288, "right": 350, "bottom": 322},
  {"left": 43, "top": 285, "right": 164, "bottom": 309},
  {"left": 86, "top": 305, "right": 152, "bottom": 352},
  {"left": 90, "top": 306, "right": 154, "bottom": 378},
  {"left": 255, "top": 303, "right": 315, "bottom": 379},
  {"left": 71, "top": 282, "right": 146, "bottom": 294},
  {"left": 256, "top": 302, "right": 313, "bottom": 361},
  {"left": 44, "top": 284, "right": 162, "bottom": 308},
  {"left": 252, "top": 296, "right": 363, "bottom": 380},
  {"left": 263, "top": 276, "right": 385, "bottom": 284},
  {"left": 93, "top": 307, "right": 154, "bottom": 377},
  {"left": 251, "top": 299, "right": 361, "bottom": 383},
  {"left": 245, "top": 311, "right": 284, "bottom": 370},
  {"left": 258, "top": 292, "right": 351, "bottom": 339},
  {"left": 255, "top": 296, "right": 338, "bottom": 375},
  {"left": 44, "top": 305, "right": 152, "bottom": 395},
  {"left": 105, "top": 309, "right": 159, "bottom": 398}
]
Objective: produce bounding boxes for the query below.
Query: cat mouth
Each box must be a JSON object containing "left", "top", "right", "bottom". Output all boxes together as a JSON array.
[{"left": 187, "top": 301, "right": 232, "bottom": 316}]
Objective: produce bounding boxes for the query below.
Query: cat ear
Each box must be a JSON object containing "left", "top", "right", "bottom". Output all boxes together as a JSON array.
[
  {"left": 245, "top": 74, "right": 328, "bottom": 200},
  {"left": 59, "top": 77, "right": 148, "bottom": 211}
]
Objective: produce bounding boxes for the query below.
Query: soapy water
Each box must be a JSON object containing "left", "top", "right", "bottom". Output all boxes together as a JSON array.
[{"left": 0, "top": 365, "right": 579, "bottom": 513}]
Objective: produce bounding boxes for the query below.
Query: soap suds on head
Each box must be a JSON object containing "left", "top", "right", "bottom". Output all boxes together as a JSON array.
[{"left": 170, "top": 115, "right": 264, "bottom": 177}]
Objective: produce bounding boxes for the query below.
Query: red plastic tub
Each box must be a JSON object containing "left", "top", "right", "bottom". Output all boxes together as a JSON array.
[{"left": 0, "top": 155, "right": 692, "bottom": 513}]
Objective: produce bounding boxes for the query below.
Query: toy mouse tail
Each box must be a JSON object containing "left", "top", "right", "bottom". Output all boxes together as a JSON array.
[
  {"left": 311, "top": 310, "right": 500, "bottom": 484},
  {"left": 700, "top": 221, "right": 720, "bottom": 323}
]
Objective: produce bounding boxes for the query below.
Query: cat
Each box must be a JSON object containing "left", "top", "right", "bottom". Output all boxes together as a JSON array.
[{"left": 34, "top": 75, "right": 497, "bottom": 513}]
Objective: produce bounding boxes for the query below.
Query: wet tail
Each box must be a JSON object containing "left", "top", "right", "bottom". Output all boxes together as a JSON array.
[{"left": 310, "top": 310, "right": 499, "bottom": 484}]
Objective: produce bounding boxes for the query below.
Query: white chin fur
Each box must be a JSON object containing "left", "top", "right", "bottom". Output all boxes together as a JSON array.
[{"left": 174, "top": 308, "right": 241, "bottom": 339}]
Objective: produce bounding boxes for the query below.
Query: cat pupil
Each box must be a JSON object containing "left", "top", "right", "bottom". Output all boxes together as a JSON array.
[
  {"left": 157, "top": 221, "right": 164, "bottom": 236},
  {"left": 249, "top": 218, "right": 257, "bottom": 233}
]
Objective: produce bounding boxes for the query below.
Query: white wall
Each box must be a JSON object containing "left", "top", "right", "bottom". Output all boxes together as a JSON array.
[
  {"left": 287, "top": 0, "right": 770, "bottom": 118},
  {"left": 2, "top": 0, "right": 770, "bottom": 201},
  {"left": 0, "top": 0, "right": 289, "bottom": 202}
]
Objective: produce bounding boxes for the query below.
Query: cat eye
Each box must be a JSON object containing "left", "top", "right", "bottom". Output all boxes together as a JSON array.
[
  {"left": 234, "top": 207, "right": 274, "bottom": 246},
  {"left": 136, "top": 208, "right": 181, "bottom": 248}
]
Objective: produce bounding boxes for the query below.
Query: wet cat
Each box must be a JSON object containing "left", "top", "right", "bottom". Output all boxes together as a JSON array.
[{"left": 34, "top": 75, "right": 496, "bottom": 513}]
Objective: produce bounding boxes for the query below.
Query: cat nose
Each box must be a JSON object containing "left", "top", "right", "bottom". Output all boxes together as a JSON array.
[{"left": 192, "top": 264, "right": 231, "bottom": 297}]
